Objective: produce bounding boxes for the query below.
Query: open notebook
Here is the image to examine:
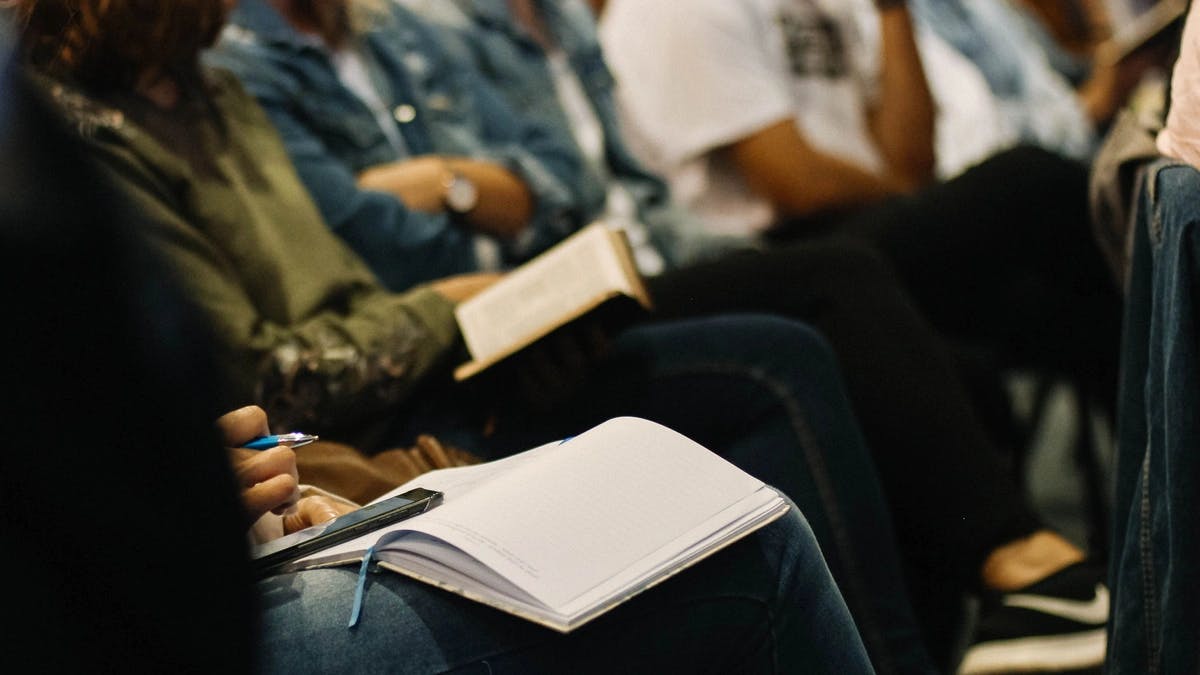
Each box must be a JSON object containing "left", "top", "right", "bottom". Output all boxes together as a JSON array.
[{"left": 288, "top": 417, "right": 789, "bottom": 632}]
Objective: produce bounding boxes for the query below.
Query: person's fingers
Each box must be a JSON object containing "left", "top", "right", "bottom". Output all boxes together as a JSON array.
[
  {"left": 241, "top": 473, "right": 301, "bottom": 523},
  {"left": 215, "top": 405, "right": 270, "bottom": 447},
  {"left": 282, "top": 496, "right": 357, "bottom": 534},
  {"left": 232, "top": 446, "right": 299, "bottom": 488},
  {"left": 231, "top": 446, "right": 301, "bottom": 519}
]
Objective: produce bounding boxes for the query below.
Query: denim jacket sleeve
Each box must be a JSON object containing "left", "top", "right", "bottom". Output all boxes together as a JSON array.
[
  {"left": 206, "top": 48, "right": 482, "bottom": 292},
  {"left": 208, "top": 9, "right": 585, "bottom": 288},
  {"left": 389, "top": 7, "right": 584, "bottom": 260},
  {"left": 442, "top": 58, "right": 584, "bottom": 260},
  {"left": 45, "top": 72, "right": 461, "bottom": 434}
]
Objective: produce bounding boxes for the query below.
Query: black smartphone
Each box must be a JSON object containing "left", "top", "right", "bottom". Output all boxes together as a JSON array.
[{"left": 251, "top": 487, "right": 442, "bottom": 578}]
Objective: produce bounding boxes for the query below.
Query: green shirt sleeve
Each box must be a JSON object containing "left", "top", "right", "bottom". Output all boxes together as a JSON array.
[{"left": 60, "top": 74, "right": 462, "bottom": 435}]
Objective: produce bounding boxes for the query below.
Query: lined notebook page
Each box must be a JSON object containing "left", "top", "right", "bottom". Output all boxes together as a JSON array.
[{"left": 393, "top": 417, "right": 764, "bottom": 610}]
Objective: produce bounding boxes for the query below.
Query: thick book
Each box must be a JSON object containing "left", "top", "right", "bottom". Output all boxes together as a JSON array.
[
  {"left": 453, "top": 223, "right": 652, "bottom": 381},
  {"left": 289, "top": 417, "right": 790, "bottom": 633}
]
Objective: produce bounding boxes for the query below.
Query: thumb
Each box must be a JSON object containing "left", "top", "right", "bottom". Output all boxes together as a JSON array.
[{"left": 282, "top": 496, "right": 345, "bottom": 534}]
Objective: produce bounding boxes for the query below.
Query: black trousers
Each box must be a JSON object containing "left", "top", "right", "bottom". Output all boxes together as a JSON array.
[
  {"left": 646, "top": 146, "right": 1120, "bottom": 657},
  {"left": 823, "top": 145, "right": 1120, "bottom": 401}
]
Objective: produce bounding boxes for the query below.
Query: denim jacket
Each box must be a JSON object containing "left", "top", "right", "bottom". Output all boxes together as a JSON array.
[
  {"left": 206, "top": 0, "right": 584, "bottom": 291},
  {"left": 408, "top": 0, "right": 742, "bottom": 267}
]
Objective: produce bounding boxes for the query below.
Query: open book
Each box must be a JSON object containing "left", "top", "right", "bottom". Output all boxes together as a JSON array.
[
  {"left": 289, "top": 417, "right": 790, "bottom": 633},
  {"left": 453, "top": 223, "right": 652, "bottom": 380}
]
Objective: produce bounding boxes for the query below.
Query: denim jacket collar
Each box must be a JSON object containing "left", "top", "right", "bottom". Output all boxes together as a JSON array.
[
  {"left": 229, "top": 0, "right": 318, "bottom": 52},
  {"left": 231, "top": 0, "right": 429, "bottom": 75},
  {"left": 457, "top": 0, "right": 601, "bottom": 69}
]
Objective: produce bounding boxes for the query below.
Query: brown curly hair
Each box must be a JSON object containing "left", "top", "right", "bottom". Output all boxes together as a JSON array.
[{"left": 15, "top": 0, "right": 229, "bottom": 92}]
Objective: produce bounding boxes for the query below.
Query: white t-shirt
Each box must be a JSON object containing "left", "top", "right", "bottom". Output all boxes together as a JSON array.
[
  {"left": 545, "top": 49, "right": 667, "bottom": 276},
  {"left": 600, "top": 0, "right": 883, "bottom": 237},
  {"left": 910, "top": 21, "right": 1015, "bottom": 178}
]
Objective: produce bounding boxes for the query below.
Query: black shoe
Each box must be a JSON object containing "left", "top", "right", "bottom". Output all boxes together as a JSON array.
[{"left": 958, "top": 562, "right": 1107, "bottom": 674}]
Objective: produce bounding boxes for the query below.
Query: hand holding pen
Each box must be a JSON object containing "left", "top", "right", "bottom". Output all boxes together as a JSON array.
[
  {"left": 217, "top": 407, "right": 351, "bottom": 535},
  {"left": 218, "top": 406, "right": 305, "bottom": 524}
]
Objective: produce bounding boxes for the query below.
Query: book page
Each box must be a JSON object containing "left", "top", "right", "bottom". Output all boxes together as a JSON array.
[
  {"left": 382, "top": 417, "right": 766, "bottom": 610},
  {"left": 454, "top": 224, "right": 638, "bottom": 364}
]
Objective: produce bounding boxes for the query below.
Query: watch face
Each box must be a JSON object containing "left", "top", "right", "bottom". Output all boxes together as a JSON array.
[{"left": 446, "top": 174, "right": 479, "bottom": 214}]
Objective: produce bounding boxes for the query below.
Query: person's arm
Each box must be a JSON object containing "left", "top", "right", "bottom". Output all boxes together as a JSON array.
[
  {"left": 237, "top": 82, "right": 487, "bottom": 289},
  {"left": 91, "top": 140, "right": 463, "bottom": 432},
  {"left": 601, "top": 1, "right": 912, "bottom": 226},
  {"left": 725, "top": 118, "right": 906, "bottom": 224},
  {"left": 868, "top": 5, "right": 936, "bottom": 188},
  {"left": 403, "top": 10, "right": 585, "bottom": 259},
  {"left": 357, "top": 155, "right": 533, "bottom": 238},
  {"left": 217, "top": 406, "right": 358, "bottom": 538}
]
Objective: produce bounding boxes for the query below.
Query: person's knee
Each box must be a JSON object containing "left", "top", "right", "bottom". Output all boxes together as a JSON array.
[{"left": 739, "top": 315, "right": 845, "bottom": 392}]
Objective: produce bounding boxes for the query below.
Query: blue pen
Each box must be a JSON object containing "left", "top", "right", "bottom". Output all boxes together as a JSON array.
[{"left": 242, "top": 432, "right": 319, "bottom": 450}]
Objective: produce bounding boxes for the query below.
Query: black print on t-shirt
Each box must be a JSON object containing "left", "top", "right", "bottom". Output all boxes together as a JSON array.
[{"left": 777, "top": 7, "right": 847, "bottom": 78}]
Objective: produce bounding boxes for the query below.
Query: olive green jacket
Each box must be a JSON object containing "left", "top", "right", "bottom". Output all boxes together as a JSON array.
[{"left": 39, "top": 70, "right": 460, "bottom": 436}]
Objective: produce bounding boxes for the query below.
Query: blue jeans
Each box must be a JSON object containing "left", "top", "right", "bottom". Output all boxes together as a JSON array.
[
  {"left": 376, "top": 315, "right": 932, "bottom": 673},
  {"left": 256, "top": 504, "right": 872, "bottom": 673},
  {"left": 1108, "top": 160, "right": 1200, "bottom": 674}
]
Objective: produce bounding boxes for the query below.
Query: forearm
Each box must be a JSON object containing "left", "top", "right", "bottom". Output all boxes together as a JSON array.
[
  {"left": 869, "top": 6, "right": 936, "bottom": 189},
  {"left": 357, "top": 156, "right": 534, "bottom": 238},
  {"left": 727, "top": 118, "right": 903, "bottom": 226},
  {"left": 448, "top": 158, "right": 535, "bottom": 237}
]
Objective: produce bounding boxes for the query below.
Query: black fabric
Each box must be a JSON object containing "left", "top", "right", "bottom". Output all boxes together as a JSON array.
[
  {"left": 811, "top": 146, "right": 1122, "bottom": 410},
  {"left": 0, "top": 63, "right": 256, "bottom": 672},
  {"left": 647, "top": 147, "right": 1117, "bottom": 658},
  {"left": 648, "top": 240, "right": 1040, "bottom": 569},
  {"left": 647, "top": 239, "right": 1042, "bottom": 658}
]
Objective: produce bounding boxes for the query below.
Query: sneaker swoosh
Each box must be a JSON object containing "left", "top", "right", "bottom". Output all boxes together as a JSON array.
[{"left": 1002, "top": 584, "right": 1109, "bottom": 625}]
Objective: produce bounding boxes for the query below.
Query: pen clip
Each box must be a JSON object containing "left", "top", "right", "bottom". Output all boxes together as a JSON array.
[{"left": 244, "top": 433, "right": 319, "bottom": 450}]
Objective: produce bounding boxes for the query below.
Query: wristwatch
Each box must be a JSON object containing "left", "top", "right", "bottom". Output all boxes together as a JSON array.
[{"left": 442, "top": 167, "right": 479, "bottom": 216}]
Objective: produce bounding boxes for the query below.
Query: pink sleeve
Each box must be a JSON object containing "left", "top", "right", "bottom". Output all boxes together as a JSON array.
[{"left": 1157, "top": 1, "right": 1200, "bottom": 168}]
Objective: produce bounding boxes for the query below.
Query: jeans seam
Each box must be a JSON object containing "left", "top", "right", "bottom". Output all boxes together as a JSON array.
[
  {"left": 1138, "top": 445, "right": 1159, "bottom": 675},
  {"left": 655, "top": 361, "right": 891, "bottom": 675}
]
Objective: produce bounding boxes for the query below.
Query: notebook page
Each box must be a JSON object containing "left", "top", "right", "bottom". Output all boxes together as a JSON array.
[
  {"left": 390, "top": 417, "right": 765, "bottom": 610},
  {"left": 559, "top": 488, "right": 786, "bottom": 617},
  {"left": 298, "top": 439, "right": 565, "bottom": 560}
]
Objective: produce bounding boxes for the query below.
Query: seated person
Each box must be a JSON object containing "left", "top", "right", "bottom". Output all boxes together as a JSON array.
[
  {"left": 13, "top": 1, "right": 926, "bottom": 672},
  {"left": 597, "top": 10, "right": 1124, "bottom": 567},
  {"left": 599, "top": 0, "right": 1121, "bottom": 426},
  {"left": 224, "top": 408, "right": 875, "bottom": 674},
  {"left": 403, "top": 1, "right": 1109, "bottom": 669},
  {"left": 0, "top": 50, "right": 873, "bottom": 672},
  {"left": 218, "top": 0, "right": 590, "bottom": 292}
]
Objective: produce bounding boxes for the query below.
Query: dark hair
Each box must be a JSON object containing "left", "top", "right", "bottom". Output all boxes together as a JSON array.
[{"left": 16, "top": 0, "right": 228, "bottom": 93}]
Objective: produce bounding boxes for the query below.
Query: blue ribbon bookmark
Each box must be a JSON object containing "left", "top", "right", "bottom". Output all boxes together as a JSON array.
[
  {"left": 348, "top": 546, "right": 377, "bottom": 628},
  {"left": 347, "top": 530, "right": 410, "bottom": 628}
]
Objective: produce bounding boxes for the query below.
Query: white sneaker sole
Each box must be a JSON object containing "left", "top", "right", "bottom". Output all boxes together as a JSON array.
[{"left": 957, "top": 627, "right": 1105, "bottom": 674}]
